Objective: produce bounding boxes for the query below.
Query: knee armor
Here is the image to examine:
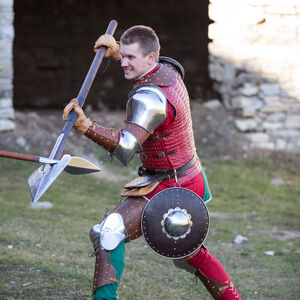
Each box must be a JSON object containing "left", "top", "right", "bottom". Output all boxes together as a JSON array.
[{"left": 90, "top": 212, "right": 127, "bottom": 253}]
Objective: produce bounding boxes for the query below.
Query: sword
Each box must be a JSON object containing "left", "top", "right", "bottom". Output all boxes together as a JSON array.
[{"left": 27, "top": 19, "right": 118, "bottom": 203}]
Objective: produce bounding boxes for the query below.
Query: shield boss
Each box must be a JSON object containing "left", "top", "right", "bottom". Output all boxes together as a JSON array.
[{"left": 142, "top": 187, "right": 209, "bottom": 259}]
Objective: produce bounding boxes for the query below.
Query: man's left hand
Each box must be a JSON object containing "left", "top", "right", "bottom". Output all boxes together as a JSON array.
[{"left": 63, "top": 98, "right": 91, "bottom": 135}]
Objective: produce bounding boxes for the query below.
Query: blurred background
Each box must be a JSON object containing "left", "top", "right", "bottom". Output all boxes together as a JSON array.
[
  {"left": 12, "top": 0, "right": 211, "bottom": 109},
  {"left": 1, "top": 0, "right": 300, "bottom": 153}
]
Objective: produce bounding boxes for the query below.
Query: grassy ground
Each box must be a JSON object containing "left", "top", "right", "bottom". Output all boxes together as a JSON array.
[{"left": 0, "top": 150, "right": 300, "bottom": 299}]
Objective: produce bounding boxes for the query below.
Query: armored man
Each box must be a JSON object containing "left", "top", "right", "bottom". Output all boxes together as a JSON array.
[{"left": 63, "top": 25, "right": 242, "bottom": 300}]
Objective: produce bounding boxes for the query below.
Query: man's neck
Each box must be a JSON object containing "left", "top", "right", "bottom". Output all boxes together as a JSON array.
[{"left": 136, "top": 63, "right": 159, "bottom": 81}]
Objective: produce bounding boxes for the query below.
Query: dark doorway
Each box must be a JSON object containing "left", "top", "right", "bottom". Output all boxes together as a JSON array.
[{"left": 13, "top": 0, "right": 210, "bottom": 109}]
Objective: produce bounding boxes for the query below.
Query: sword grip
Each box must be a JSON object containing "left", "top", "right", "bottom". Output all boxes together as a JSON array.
[{"left": 54, "top": 20, "right": 118, "bottom": 160}]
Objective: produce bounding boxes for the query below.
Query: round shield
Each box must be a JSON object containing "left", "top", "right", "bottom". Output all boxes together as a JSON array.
[{"left": 141, "top": 187, "right": 209, "bottom": 259}]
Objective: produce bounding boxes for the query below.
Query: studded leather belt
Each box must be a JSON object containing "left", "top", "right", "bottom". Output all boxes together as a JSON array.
[{"left": 138, "top": 155, "right": 197, "bottom": 180}]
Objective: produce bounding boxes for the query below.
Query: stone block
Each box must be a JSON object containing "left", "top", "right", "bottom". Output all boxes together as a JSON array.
[
  {"left": 260, "top": 103, "right": 288, "bottom": 113},
  {"left": 0, "top": 97, "right": 12, "bottom": 108},
  {"left": 275, "top": 138, "right": 286, "bottom": 151},
  {"left": 209, "top": 4, "right": 265, "bottom": 25},
  {"left": 231, "top": 96, "right": 263, "bottom": 112},
  {"left": 0, "top": 68, "right": 13, "bottom": 80},
  {"left": 266, "top": 112, "right": 285, "bottom": 122},
  {"left": 0, "top": 119, "right": 15, "bottom": 132},
  {"left": 285, "top": 115, "right": 300, "bottom": 129},
  {"left": 0, "top": 24, "right": 14, "bottom": 39},
  {"left": 260, "top": 83, "right": 281, "bottom": 96},
  {"left": 265, "top": 5, "right": 297, "bottom": 15},
  {"left": 263, "top": 96, "right": 282, "bottom": 105},
  {"left": 267, "top": 15, "right": 300, "bottom": 27},
  {"left": 0, "top": 106, "right": 14, "bottom": 119},
  {"left": 273, "top": 129, "right": 300, "bottom": 138},
  {"left": 253, "top": 142, "right": 275, "bottom": 150},
  {"left": 239, "top": 83, "right": 259, "bottom": 97},
  {"left": 246, "top": 132, "right": 270, "bottom": 143},
  {"left": 262, "top": 122, "right": 282, "bottom": 131},
  {"left": 203, "top": 99, "right": 223, "bottom": 110},
  {"left": 235, "top": 118, "right": 258, "bottom": 132},
  {"left": 0, "top": 0, "right": 14, "bottom": 8},
  {"left": 286, "top": 137, "right": 300, "bottom": 152},
  {"left": 254, "top": 45, "right": 290, "bottom": 61},
  {"left": 0, "top": 77, "right": 12, "bottom": 92}
]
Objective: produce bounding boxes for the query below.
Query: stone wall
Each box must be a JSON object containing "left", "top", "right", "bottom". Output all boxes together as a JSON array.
[
  {"left": 0, "top": 0, "right": 15, "bottom": 132},
  {"left": 208, "top": 0, "right": 300, "bottom": 152}
]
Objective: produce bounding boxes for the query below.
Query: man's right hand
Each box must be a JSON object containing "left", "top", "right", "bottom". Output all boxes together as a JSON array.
[
  {"left": 94, "top": 34, "right": 121, "bottom": 61},
  {"left": 63, "top": 98, "right": 91, "bottom": 135}
]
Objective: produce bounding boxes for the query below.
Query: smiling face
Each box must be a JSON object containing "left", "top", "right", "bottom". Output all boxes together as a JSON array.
[{"left": 120, "top": 42, "right": 156, "bottom": 80}]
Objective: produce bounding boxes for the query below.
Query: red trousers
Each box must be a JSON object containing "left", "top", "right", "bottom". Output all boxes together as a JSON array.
[{"left": 187, "top": 247, "right": 242, "bottom": 299}]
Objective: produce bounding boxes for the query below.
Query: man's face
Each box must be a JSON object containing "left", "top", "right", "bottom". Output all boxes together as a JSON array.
[{"left": 120, "top": 42, "right": 154, "bottom": 80}]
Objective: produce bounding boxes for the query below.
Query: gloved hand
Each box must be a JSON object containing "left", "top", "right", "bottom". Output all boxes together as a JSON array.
[
  {"left": 94, "top": 34, "right": 121, "bottom": 61},
  {"left": 63, "top": 98, "right": 91, "bottom": 135}
]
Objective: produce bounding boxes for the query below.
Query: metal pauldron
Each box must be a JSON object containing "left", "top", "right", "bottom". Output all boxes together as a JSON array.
[
  {"left": 89, "top": 212, "right": 127, "bottom": 253},
  {"left": 126, "top": 85, "right": 167, "bottom": 133},
  {"left": 112, "top": 129, "right": 142, "bottom": 166}
]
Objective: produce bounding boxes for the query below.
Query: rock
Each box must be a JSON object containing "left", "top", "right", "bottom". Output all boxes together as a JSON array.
[
  {"left": 264, "top": 250, "right": 275, "bottom": 256},
  {"left": 0, "top": 119, "right": 15, "bottom": 131},
  {"left": 246, "top": 132, "right": 269, "bottom": 143},
  {"left": 0, "top": 107, "right": 14, "bottom": 119},
  {"left": 263, "top": 122, "right": 283, "bottom": 131},
  {"left": 235, "top": 119, "right": 258, "bottom": 132},
  {"left": 0, "top": 98, "right": 12, "bottom": 108},
  {"left": 285, "top": 115, "right": 300, "bottom": 129},
  {"left": 260, "top": 83, "right": 281, "bottom": 96},
  {"left": 16, "top": 136, "right": 27, "bottom": 148},
  {"left": 234, "top": 235, "right": 248, "bottom": 245},
  {"left": 203, "top": 99, "right": 223, "bottom": 110},
  {"left": 239, "top": 83, "right": 258, "bottom": 97},
  {"left": 271, "top": 177, "right": 284, "bottom": 185},
  {"left": 260, "top": 102, "right": 288, "bottom": 113},
  {"left": 234, "top": 234, "right": 248, "bottom": 245},
  {"left": 30, "top": 201, "right": 53, "bottom": 210},
  {"left": 266, "top": 113, "right": 285, "bottom": 122},
  {"left": 231, "top": 96, "right": 263, "bottom": 113},
  {"left": 275, "top": 139, "right": 286, "bottom": 150}
]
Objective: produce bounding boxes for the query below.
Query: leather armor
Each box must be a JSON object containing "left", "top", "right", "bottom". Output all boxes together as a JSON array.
[{"left": 135, "top": 64, "right": 197, "bottom": 170}]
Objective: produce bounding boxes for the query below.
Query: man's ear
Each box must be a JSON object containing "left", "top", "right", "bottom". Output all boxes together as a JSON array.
[{"left": 148, "top": 52, "right": 156, "bottom": 65}]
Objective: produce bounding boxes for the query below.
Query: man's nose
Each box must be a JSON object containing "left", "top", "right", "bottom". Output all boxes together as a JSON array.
[{"left": 121, "top": 58, "right": 128, "bottom": 67}]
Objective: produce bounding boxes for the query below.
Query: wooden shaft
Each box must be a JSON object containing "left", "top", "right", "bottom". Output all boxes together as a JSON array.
[
  {"left": 0, "top": 150, "right": 38, "bottom": 163},
  {"left": 53, "top": 20, "right": 118, "bottom": 160}
]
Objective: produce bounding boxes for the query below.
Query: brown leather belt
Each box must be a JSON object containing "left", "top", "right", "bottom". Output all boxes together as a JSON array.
[{"left": 138, "top": 155, "right": 196, "bottom": 180}]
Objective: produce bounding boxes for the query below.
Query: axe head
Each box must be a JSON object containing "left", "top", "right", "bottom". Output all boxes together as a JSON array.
[{"left": 28, "top": 154, "right": 101, "bottom": 203}]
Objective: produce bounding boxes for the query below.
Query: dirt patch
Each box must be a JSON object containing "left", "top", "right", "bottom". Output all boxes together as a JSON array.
[{"left": 253, "top": 228, "right": 300, "bottom": 241}]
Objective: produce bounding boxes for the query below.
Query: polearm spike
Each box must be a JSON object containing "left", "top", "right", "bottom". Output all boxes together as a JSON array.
[{"left": 28, "top": 20, "right": 118, "bottom": 202}]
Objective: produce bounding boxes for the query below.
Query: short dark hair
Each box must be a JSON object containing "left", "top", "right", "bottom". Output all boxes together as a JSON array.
[{"left": 120, "top": 25, "right": 160, "bottom": 59}]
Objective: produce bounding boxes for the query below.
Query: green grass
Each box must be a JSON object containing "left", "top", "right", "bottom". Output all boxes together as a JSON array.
[{"left": 0, "top": 156, "right": 299, "bottom": 299}]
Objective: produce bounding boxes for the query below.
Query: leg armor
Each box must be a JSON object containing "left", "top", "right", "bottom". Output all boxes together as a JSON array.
[
  {"left": 174, "top": 247, "right": 242, "bottom": 300},
  {"left": 90, "top": 197, "right": 148, "bottom": 297}
]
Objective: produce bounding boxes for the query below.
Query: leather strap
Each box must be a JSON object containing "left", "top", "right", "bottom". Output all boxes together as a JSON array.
[{"left": 138, "top": 155, "right": 196, "bottom": 180}]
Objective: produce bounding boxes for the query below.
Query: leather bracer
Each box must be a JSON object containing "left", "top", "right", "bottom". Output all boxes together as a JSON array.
[
  {"left": 85, "top": 121, "right": 150, "bottom": 164},
  {"left": 85, "top": 122, "right": 119, "bottom": 153}
]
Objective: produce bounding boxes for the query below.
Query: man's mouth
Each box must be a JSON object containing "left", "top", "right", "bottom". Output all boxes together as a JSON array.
[{"left": 124, "top": 68, "right": 132, "bottom": 74}]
